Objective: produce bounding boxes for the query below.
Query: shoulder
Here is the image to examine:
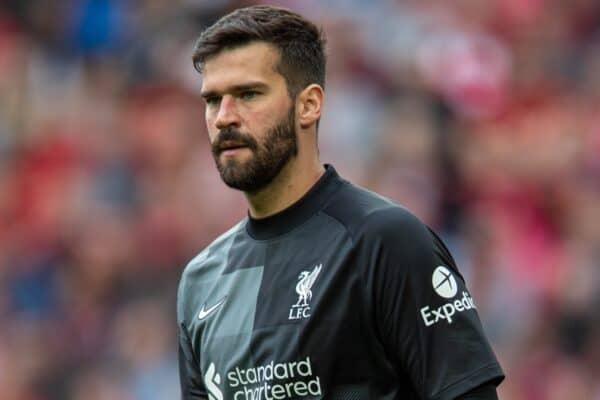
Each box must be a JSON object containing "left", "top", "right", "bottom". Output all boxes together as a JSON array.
[
  {"left": 324, "top": 180, "right": 448, "bottom": 278},
  {"left": 328, "top": 184, "right": 463, "bottom": 288},
  {"left": 323, "top": 180, "right": 429, "bottom": 244},
  {"left": 180, "top": 220, "right": 245, "bottom": 277},
  {"left": 177, "top": 220, "right": 245, "bottom": 319}
]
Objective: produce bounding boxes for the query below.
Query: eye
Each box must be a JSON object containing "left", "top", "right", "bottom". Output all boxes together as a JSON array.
[
  {"left": 205, "top": 96, "right": 221, "bottom": 106},
  {"left": 240, "top": 90, "right": 259, "bottom": 100}
]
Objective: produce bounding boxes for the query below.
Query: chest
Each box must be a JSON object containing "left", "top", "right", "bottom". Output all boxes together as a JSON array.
[{"left": 189, "top": 224, "right": 378, "bottom": 398}]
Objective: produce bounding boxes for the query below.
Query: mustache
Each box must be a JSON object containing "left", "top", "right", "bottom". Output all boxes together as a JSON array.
[{"left": 211, "top": 127, "right": 258, "bottom": 155}]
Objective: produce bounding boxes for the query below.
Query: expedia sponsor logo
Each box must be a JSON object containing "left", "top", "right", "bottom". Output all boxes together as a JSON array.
[
  {"left": 432, "top": 266, "right": 457, "bottom": 298},
  {"left": 207, "top": 357, "right": 322, "bottom": 400},
  {"left": 421, "top": 291, "right": 476, "bottom": 326},
  {"left": 421, "top": 266, "right": 476, "bottom": 327}
]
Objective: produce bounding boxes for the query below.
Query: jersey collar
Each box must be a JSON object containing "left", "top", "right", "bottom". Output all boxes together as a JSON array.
[{"left": 245, "top": 164, "right": 343, "bottom": 240}]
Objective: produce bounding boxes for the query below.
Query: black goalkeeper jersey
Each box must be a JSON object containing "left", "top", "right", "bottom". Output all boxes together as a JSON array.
[{"left": 177, "top": 165, "right": 504, "bottom": 400}]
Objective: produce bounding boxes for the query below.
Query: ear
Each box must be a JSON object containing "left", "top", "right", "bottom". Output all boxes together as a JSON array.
[{"left": 296, "top": 84, "right": 324, "bottom": 130}]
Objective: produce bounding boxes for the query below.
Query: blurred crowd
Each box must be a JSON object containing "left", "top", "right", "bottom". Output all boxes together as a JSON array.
[{"left": 0, "top": 0, "right": 599, "bottom": 399}]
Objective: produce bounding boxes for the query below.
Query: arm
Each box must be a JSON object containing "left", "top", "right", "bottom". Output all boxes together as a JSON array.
[
  {"left": 363, "top": 208, "right": 504, "bottom": 400},
  {"left": 178, "top": 321, "right": 208, "bottom": 400},
  {"left": 178, "top": 272, "right": 208, "bottom": 400}
]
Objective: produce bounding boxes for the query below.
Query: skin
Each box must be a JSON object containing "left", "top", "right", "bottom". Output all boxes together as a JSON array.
[{"left": 201, "top": 41, "right": 325, "bottom": 219}]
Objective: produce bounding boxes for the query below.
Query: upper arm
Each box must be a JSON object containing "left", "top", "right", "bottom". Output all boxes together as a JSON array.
[
  {"left": 178, "top": 322, "right": 208, "bottom": 400},
  {"left": 362, "top": 208, "right": 504, "bottom": 399},
  {"left": 177, "top": 273, "right": 208, "bottom": 400}
]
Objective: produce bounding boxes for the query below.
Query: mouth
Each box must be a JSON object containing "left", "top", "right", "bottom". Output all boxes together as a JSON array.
[{"left": 218, "top": 140, "right": 250, "bottom": 156}]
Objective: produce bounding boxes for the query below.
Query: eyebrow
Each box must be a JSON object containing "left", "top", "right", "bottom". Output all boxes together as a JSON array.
[{"left": 200, "top": 82, "right": 269, "bottom": 99}]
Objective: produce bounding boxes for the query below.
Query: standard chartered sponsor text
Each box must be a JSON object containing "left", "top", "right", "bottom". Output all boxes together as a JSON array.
[{"left": 228, "top": 357, "right": 322, "bottom": 400}]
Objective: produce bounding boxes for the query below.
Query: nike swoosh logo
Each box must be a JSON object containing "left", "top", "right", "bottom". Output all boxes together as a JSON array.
[{"left": 198, "top": 296, "right": 227, "bottom": 320}]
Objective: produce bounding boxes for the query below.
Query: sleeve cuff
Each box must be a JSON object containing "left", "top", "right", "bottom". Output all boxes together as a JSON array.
[{"left": 432, "top": 363, "right": 505, "bottom": 400}]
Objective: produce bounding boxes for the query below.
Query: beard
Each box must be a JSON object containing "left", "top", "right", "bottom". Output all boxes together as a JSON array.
[{"left": 211, "top": 107, "right": 298, "bottom": 193}]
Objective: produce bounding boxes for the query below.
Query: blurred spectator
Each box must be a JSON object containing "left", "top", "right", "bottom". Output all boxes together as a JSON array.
[{"left": 0, "top": 1, "right": 599, "bottom": 399}]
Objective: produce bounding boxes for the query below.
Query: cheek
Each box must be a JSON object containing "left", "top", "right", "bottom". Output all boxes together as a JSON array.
[
  {"left": 249, "top": 103, "right": 291, "bottom": 134},
  {"left": 204, "top": 107, "right": 213, "bottom": 127},
  {"left": 247, "top": 110, "right": 271, "bottom": 130},
  {"left": 205, "top": 113, "right": 218, "bottom": 142}
]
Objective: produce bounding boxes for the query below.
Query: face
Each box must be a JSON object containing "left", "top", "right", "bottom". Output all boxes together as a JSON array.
[{"left": 201, "top": 42, "right": 297, "bottom": 193}]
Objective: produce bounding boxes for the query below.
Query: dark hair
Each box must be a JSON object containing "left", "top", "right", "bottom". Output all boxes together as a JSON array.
[{"left": 192, "top": 5, "right": 326, "bottom": 98}]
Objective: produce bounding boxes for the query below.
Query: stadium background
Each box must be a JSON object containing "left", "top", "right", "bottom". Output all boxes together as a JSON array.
[{"left": 1, "top": 0, "right": 599, "bottom": 399}]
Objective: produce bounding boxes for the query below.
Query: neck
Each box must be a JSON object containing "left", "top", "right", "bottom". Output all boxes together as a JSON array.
[{"left": 245, "top": 157, "right": 324, "bottom": 219}]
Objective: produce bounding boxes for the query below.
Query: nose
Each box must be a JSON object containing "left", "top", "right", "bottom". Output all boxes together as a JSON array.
[{"left": 214, "top": 95, "right": 241, "bottom": 130}]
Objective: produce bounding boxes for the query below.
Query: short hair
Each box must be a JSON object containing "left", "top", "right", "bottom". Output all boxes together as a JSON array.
[{"left": 192, "top": 5, "right": 326, "bottom": 98}]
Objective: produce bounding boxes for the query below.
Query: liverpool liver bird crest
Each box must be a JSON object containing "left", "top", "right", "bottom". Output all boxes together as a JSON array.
[{"left": 295, "top": 264, "right": 322, "bottom": 307}]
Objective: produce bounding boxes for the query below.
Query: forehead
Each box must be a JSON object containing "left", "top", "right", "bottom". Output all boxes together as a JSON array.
[{"left": 201, "top": 41, "right": 284, "bottom": 92}]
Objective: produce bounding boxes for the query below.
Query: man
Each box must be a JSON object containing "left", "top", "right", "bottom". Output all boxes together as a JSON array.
[{"left": 178, "top": 5, "right": 504, "bottom": 400}]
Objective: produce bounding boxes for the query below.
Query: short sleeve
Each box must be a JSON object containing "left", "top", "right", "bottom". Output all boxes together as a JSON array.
[
  {"left": 178, "top": 322, "right": 208, "bottom": 400},
  {"left": 177, "top": 275, "right": 208, "bottom": 400},
  {"left": 364, "top": 209, "right": 504, "bottom": 400}
]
